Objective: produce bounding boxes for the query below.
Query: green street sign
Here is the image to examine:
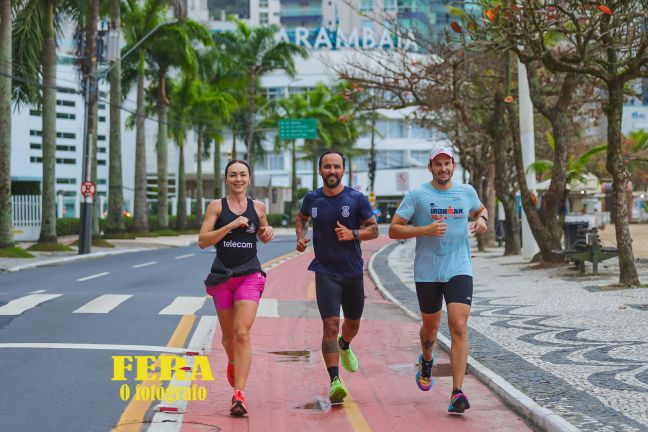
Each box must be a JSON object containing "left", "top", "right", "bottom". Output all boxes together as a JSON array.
[{"left": 279, "top": 118, "right": 318, "bottom": 140}]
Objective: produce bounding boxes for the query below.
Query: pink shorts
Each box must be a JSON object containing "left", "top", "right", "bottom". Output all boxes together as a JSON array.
[{"left": 206, "top": 272, "right": 266, "bottom": 311}]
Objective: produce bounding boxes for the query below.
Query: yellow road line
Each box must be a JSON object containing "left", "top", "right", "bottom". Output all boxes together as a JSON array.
[
  {"left": 112, "top": 315, "right": 195, "bottom": 431},
  {"left": 343, "top": 391, "right": 372, "bottom": 432}
]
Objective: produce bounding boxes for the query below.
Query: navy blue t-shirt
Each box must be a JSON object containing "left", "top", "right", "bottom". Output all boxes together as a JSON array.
[{"left": 300, "top": 186, "right": 374, "bottom": 277}]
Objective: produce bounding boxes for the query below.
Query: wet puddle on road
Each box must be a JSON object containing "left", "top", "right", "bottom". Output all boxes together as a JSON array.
[
  {"left": 294, "top": 396, "right": 342, "bottom": 411},
  {"left": 269, "top": 350, "right": 311, "bottom": 362}
]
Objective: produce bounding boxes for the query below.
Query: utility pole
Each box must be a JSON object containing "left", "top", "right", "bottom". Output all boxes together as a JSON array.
[{"left": 79, "top": 0, "right": 100, "bottom": 254}]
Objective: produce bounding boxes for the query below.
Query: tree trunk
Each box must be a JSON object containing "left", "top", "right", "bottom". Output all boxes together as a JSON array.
[
  {"left": 214, "top": 138, "right": 222, "bottom": 198},
  {"left": 91, "top": 100, "right": 99, "bottom": 236},
  {"left": 231, "top": 128, "right": 236, "bottom": 160},
  {"left": 39, "top": 0, "right": 57, "bottom": 244},
  {"left": 0, "top": 0, "right": 13, "bottom": 248},
  {"left": 176, "top": 135, "right": 186, "bottom": 231},
  {"left": 196, "top": 128, "right": 203, "bottom": 224},
  {"left": 133, "top": 53, "right": 148, "bottom": 232},
  {"left": 605, "top": 81, "right": 639, "bottom": 286},
  {"left": 107, "top": 0, "right": 124, "bottom": 232},
  {"left": 312, "top": 151, "right": 318, "bottom": 190},
  {"left": 473, "top": 177, "right": 486, "bottom": 252},
  {"left": 348, "top": 155, "right": 353, "bottom": 188},
  {"left": 368, "top": 110, "right": 377, "bottom": 192},
  {"left": 485, "top": 161, "right": 497, "bottom": 246},
  {"left": 245, "top": 72, "right": 256, "bottom": 195},
  {"left": 157, "top": 72, "right": 169, "bottom": 229}
]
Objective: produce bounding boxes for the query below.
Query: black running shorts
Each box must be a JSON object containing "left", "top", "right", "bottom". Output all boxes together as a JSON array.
[
  {"left": 415, "top": 275, "right": 473, "bottom": 314},
  {"left": 315, "top": 272, "right": 365, "bottom": 320}
]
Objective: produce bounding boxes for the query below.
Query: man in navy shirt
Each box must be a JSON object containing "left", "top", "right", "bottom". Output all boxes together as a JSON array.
[{"left": 296, "top": 150, "right": 378, "bottom": 404}]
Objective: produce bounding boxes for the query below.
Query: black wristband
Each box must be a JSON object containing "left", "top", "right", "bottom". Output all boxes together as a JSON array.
[{"left": 480, "top": 215, "right": 488, "bottom": 223}]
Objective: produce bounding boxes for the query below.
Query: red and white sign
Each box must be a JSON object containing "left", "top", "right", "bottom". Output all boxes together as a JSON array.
[
  {"left": 81, "top": 181, "right": 96, "bottom": 198},
  {"left": 396, "top": 172, "right": 409, "bottom": 192}
]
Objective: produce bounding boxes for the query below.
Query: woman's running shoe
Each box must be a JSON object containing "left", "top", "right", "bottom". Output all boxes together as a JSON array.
[{"left": 230, "top": 389, "right": 248, "bottom": 416}]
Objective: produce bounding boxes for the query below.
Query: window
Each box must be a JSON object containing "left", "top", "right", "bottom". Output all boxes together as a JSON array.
[
  {"left": 58, "top": 132, "right": 76, "bottom": 139},
  {"left": 266, "top": 87, "right": 285, "bottom": 100},
  {"left": 57, "top": 100, "right": 75, "bottom": 107},
  {"left": 30, "top": 143, "right": 41, "bottom": 150},
  {"left": 98, "top": 103, "right": 106, "bottom": 110},
  {"left": 56, "top": 113, "right": 76, "bottom": 120},
  {"left": 98, "top": 135, "right": 106, "bottom": 141},
  {"left": 30, "top": 130, "right": 42, "bottom": 137},
  {"left": 259, "top": 0, "right": 268, "bottom": 7},
  {"left": 30, "top": 143, "right": 75, "bottom": 152},
  {"left": 360, "top": 0, "right": 372, "bottom": 11},
  {"left": 56, "top": 178, "right": 77, "bottom": 185},
  {"left": 255, "top": 153, "right": 284, "bottom": 171},
  {"left": 99, "top": 116, "right": 106, "bottom": 122},
  {"left": 98, "top": 147, "right": 106, "bottom": 153},
  {"left": 98, "top": 159, "right": 106, "bottom": 166},
  {"left": 376, "top": 120, "right": 405, "bottom": 138},
  {"left": 410, "top": 150, "right": 430, "bottom": 165},
  {"left": 30, "top": 157, "right": 76, "bottom": 165},
  {"left": 376, "top": 150, "right": 403, "bottom": 169},
  {"left": 30, "top": 156, "right": 42, "bottom": 163},
  {"left": 352, "top": 155, "right": 369, "bottom": 171},
  {"left": 410, "top": 125, "right": 433, "bottom": 139},
  {"left": 296, "top": 159, "right": 311, "bottom": 171},
  {"left": 384, "top": 0, "right": 396, "bottom": 11},
  {"left": 30, "top": 109, "right": 41, "bottom": 116},
  {"left": 62, "top": 191, "right": 76, "bottom": 197},
  {"left": 98, "top": 179, "right": 107, "bottom": 185},
  {"left": 260, "top": 12, "right": 269, "bottom": 24}
]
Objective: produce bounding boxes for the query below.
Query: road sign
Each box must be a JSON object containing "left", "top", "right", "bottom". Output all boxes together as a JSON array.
[
  {"left": 279, "top": 118, "right": 318, "bottom": 140},
  {"left": 396, "top": 172, "right": 409, "bottom": 192},
  {"left": 81, "top": 181, "right": 96, "bottom": 198}
]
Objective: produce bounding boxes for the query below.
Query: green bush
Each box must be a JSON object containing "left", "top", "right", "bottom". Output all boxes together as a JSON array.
[
  {"left": 266, "top": 213, "right": 285, "bottom": 226},
  {"left": 56, "top": 218, "right": 80, "bottom": 236}
]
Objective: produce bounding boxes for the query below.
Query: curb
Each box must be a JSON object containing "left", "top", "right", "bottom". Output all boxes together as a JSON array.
[
  {"left": 367, "top": 241, "right": 580, "bottom": 432},
  {"left": 3, "top": 247, "right": 157, "bottom": 273}
]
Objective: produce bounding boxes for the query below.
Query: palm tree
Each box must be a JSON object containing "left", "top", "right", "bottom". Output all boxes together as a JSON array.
[
  {"left": 0, "top": 0, "right": 14, "bottom": 248},
  {"left": 13, "top": 0, "right": 80, "bottom": 244},
  {"left": 216, "top": 19, "right": 307, "bottom": 193},
  {"left": 106, "top": 0, "right": 124, "bottom": 232},
  {"left": 121, "top": 0, "right": 173, "bottom": 232},
  {"left": 146, "top": 17, "right": 211, "bottom": 229}
]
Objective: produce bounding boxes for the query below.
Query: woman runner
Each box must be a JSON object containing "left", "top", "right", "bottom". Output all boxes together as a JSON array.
[{"left": 198, "top": 159, "right": 275, "bottom": 416}]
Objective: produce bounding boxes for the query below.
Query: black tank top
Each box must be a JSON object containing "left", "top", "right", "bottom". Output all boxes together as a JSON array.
[{"left": 214, "top": 197, "right": 261, "bottom": 269}]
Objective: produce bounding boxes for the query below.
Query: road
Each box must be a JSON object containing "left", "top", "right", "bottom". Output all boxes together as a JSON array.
[{"left": 0, "top": 236, "right": 296, "bottom": 431}]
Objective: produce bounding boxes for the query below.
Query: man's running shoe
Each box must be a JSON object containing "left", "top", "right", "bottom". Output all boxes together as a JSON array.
[
  {"left": 227, "top": 362, "right": 235, "bottom": 387},
  {"left": 329, "top": 376, "right": 347, "bottom": 404},
  {"left": 338, "top": 335, "right": 359, "bottom": 372},
  {"left": 448, "top": 388, "right": 470, "bottom": 413},
  {"left": 230, "top": 389, "right": 248, "bottom": 416},
  {"left": 416, "top": 352, "right": 434, "bottom": 391}
]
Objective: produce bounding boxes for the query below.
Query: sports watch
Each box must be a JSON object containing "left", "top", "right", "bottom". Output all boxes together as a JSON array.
[{"left": 352, "top": 229, "right": 359, "bottom": 240}]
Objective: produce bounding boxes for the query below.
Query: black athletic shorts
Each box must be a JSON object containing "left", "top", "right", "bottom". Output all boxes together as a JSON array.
[
  {"left": 415, "top": 275, "right": 473, "bottom": 314},
  {"left": 315, "top": 272, "right": 365, "bottom": 320}
]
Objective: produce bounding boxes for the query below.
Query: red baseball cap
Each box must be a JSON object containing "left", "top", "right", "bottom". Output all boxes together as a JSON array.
[{"left": 429, "top": 146, "right": 455, "bottom": 161}]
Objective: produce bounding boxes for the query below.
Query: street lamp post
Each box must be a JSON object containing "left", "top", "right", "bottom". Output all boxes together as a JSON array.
[{"left": 78, "top": 19, "right": 177, "bottom": 254}]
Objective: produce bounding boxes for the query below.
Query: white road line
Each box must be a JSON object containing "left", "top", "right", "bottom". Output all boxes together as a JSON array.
[
  {"left": 77, "top": 272, "right": 110, "bottom": 282},
  {"left": 0, "top": 343, "right": 185, "bottom": 353},
  {"left": 158, "top": 296, "right": 207, "bottom": 315},
  {"left": 257, "top": 298, "right": 279, "bottom": 318},
  {"left": 30, "top": 290, "right": 47, "bottom": 294},
  {"left": 132, "top": 261, "right": 156, "bottom": 268},
  {"left": 174, "top": 253, "right": 195, "bottom": 260},
  {"left": 73, "top": 294, "right": 133, "bottom": 314},
  {"left": 0, "top": 294, "right": 62, "bottom": 316},
  {"left": 147, "top": 315, "right": 218, "bottom": 431}
]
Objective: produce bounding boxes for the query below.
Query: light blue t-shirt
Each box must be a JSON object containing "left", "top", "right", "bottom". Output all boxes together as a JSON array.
[{"left": 395, "top": 182, "right": 481, "bottom": 282}]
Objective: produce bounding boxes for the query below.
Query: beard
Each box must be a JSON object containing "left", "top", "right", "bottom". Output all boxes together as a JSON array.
[
  {"left": 435, "top": 172, "right": 452, "bottom": 185},
  {"left": 322, "top": 174, "right": 341, "bottom": 188}
]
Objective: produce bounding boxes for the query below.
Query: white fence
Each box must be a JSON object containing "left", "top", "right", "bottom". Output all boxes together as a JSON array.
[{"left": 12, "top": 195, "right": 41, "bottom": 241}]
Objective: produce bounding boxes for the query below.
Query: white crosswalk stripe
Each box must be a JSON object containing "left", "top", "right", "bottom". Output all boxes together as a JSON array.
[
  {"left": 73, "top": 294, "right": 133, "bottom": 314},
  {"left": 0, "top": 294, "right": 62, "bottom": 316},
  {"left": 158, "top": 296, "right": 207, "bottom": 315}
]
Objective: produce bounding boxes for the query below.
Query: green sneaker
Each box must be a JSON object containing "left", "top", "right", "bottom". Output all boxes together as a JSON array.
[
  {"left": 338, "top": 335, "right": 359, "bottom": 372},
  {"left": 329, "top": 376, "right": 347, "bottom": 404}
]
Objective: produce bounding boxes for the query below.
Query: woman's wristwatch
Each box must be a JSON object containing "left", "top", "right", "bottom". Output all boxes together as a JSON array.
[{"left": 480, "top": 215, "right": 488, "bottom": 223}]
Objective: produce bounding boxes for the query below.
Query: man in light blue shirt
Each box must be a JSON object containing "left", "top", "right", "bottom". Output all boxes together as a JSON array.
[{"left": 389, "top": 146, "right": 488, "bottom": 414}]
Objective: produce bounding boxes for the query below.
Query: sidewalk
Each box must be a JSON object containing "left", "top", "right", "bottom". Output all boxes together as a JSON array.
[
  {"left": 373, "top": 239, "right": 648, "bottom": 432},
  {"left": 177, "top": 237, "right": 533, "bottom": 431},
  {"left": 0, "top": 228, "right": 297, "bottom": 272}
]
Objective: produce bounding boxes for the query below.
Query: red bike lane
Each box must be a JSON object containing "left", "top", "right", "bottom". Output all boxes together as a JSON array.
[{"left": 180, "top": 236, "right": 531, "bottom": 431}]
